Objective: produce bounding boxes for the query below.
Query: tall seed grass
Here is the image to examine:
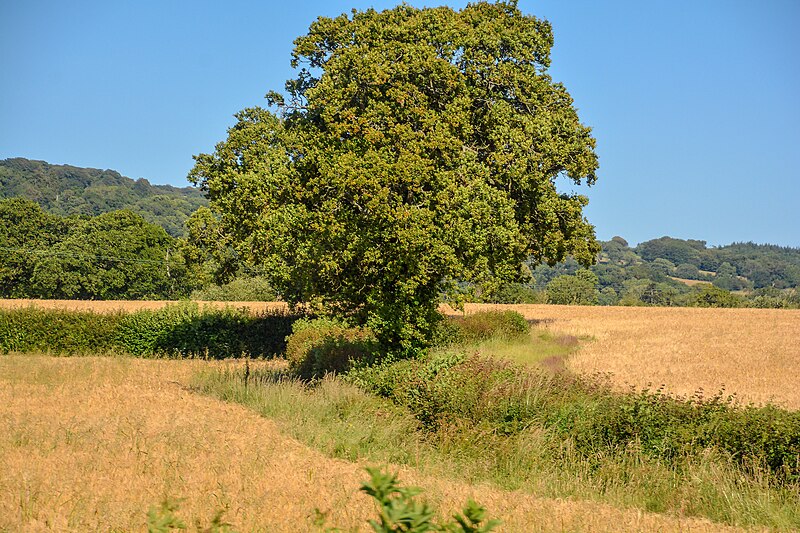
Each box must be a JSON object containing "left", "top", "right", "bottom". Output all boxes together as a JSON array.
[{"left": 193, "top": 365, "right": 800, "bottom": 530}]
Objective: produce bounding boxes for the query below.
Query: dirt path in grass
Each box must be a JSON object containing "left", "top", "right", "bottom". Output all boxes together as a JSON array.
[{"left": 0, "top": 355, "right": 747, "bottom": 532}]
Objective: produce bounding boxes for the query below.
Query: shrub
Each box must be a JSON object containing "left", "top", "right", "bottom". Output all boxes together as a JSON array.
[
  {"left": 434, "top": 310, "right": 530, "bottom": 346},
  {"left": 285, "top": 318, "right": 377, "bottom": 379},
  {"left": 358, "top": 467, "right": 499, "bottom": 532},
  {"left": 190, "top": 275, "right": 278, "bottom": 301},
  {"left": 688, "top": 284, "right": 744, "bottom": 308}
]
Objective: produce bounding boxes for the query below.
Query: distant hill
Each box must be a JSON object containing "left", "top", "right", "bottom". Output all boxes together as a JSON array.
[
  {"left": 0, "top": 157, "right": 207, "bottom": 237},
  {"left": 528, "top": 235, "right": 800, "bottom": 307}
]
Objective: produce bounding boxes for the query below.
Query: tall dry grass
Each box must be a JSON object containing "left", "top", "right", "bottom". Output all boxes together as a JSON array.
[
  {"left": 455, "top": 304, "right": 800, "bottom": 410},
  {"left": 0, "top": 355, "right": 746, "bottom": 532}
]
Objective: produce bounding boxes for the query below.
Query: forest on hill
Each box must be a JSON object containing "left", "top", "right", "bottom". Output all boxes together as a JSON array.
[
  {"left": 1, "top": 158, "right": 798, "bottom": 307},
  {"left": 523, "top": 236, "right": 800, "bottom": 308},
  {"left": 0, "top": 157, "right": 207, "bottom": 237}
]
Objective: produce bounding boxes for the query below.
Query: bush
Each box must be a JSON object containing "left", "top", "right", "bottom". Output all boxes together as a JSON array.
[
  {"left": 285, "top": 318, "right": 377, "bottom": 379},
  {"left": 433, "top": 310, "right": 530, "bottom": 347},
  {"left": 357, "top": 467, "right": 499, "bottom": 532},
  {"left": 688, "top": 285, "right": 744, "bottom": 308},
  {"left": 190, "top": 275, "right": 278, "bottom": 301}
]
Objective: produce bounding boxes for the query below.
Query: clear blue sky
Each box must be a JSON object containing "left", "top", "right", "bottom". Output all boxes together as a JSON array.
[{"left": 1, "top": 0, "right": 798, "bottom": 247}]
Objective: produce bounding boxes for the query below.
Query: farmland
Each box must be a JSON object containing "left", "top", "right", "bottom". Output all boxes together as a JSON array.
[
  {"left": 1, "top": 356, "right": 750, "bottom": 532},
  {"left": 5, "top": 299, "right": 799, "bottom": 408},
  {"left": 1, "top": 301, "right": 799, "bottom": 531},
  {"left": 467, "top": 304, "right": 800, "bottom": 410}
]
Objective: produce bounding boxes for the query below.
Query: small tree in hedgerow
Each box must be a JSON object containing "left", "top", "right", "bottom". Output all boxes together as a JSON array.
[{"left": 189, "top": 1, "right": 600, "bottom": 356}]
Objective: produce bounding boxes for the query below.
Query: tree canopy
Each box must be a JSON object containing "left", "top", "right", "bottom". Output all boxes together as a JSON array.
[
  {"left": 0, "top": 157, "right": 207, "bottom": 237},
  {"left": 190, "top": 1, "right": 600, "bottom": 353},
  {"left": 0, "top": 198, "right": 189, "bottom": 299}
]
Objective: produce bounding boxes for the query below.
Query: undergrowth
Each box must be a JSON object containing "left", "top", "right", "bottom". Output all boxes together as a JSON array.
[{"left": 193, "top": 310, "right": 800, "bottom": 530}]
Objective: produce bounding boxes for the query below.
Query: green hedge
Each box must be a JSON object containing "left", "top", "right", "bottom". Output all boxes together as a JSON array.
[
  {"left": 347, "top": 352, "right": 800, "bottom": 483},
  {"left": 284, "top": 317, "right": 378, "bottom": 380},
  {"left": 0, "top": 303, "right": 298, "bottom": 358},
  {"left": 0, "top": 307, "right": 120, "bottom": 355}
]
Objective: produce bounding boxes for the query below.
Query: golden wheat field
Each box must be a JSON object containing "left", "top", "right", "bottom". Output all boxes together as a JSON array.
[
  {"left": 461, "top": 304, "right": 800, "bottom": 410},
  {"left": 4, "top": 298, "right": 799, "bottom": 408},
  {"left": 1, "top": 355, "right": 749, "bottom": 533}
]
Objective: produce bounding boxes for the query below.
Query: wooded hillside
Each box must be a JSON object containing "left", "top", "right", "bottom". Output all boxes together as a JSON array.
[{"left": 0, "top": 158, "right": 206, "bottom": 236}]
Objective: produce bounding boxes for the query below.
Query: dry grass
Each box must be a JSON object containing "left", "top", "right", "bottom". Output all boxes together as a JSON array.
[
  {"left": 670, "top": 276, "right": 712, "bottom": 287},
  {"left": 0, "top": 355, "right": 748, "bottom": 532},
  {"left": 454, "top": 304, "right": 800, "bottom": 410}
]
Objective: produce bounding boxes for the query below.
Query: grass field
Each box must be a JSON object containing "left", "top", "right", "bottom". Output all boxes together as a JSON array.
[
  {"left": 1, "top": 355, "right": 750, "bottom": 532},
  {"left": 2, "top": 300, "right": 799, "bottom": 531}
]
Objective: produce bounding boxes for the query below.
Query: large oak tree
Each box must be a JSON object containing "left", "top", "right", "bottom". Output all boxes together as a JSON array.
[{"left": 190, "top": 1, "right": 600, "bottom": 354}]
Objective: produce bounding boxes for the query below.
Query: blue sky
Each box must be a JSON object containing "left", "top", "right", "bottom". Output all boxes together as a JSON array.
[{"left": 1, "top": 0, "right": 798, "bottom": 247}]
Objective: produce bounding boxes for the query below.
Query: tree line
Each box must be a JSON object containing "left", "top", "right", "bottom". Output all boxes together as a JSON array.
[
  {"left": 0, "top": 198, "right": 276, "bottom": 300},
  {"left": 3, "top": 188, "right": 798, "bottom": 308}
]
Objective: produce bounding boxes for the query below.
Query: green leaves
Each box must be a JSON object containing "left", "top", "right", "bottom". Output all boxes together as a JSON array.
[
  {"left": 0, "top": 199, "right": 189, "bottom": 299},
  {"left": 360, "top": 467, "right": 499, "bottom": 533},
  {"left": 191, "top": 2, "right": 600, "bottom": 353}
]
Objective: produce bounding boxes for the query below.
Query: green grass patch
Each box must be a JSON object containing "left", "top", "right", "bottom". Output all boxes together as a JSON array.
[{"left": 469, "top": 329, "right": 584, "bottom": 367}]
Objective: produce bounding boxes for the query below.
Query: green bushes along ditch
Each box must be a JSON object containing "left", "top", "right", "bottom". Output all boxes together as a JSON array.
[
  {"left": 347, "top": 351, "right": 800, "bottom": 483},
  {"left": 0, "top": 303, "right": 298, "bottom": 358}
]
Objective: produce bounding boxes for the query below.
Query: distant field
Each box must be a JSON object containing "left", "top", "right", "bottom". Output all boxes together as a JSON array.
[
  {"left": 460, "top": 304, "right": 800, "bottom": 410},
  {"left": 669, "top": 276, "right": 711, "bottom": 287},
  {"left": 0, "top": 355, "right": 747, "bottom": 532},
  {"left": 4, "top": 299, "right": 799, "bottom": 408}
]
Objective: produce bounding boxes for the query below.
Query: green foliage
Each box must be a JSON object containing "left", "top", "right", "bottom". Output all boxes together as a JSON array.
[
  {"left": 0, "top": 305, "right": 297, "bottom": 358},
  {"left": 0, "top": 199, "right": 191, "bottom": 299},
  {"left": 147, "top": 498, "right": 188, "bottom": 532},
  {"left": 359, "top": 467, "right": 499, "bottom": 533},
  {"left": 434, "top": 310, "right": 530, "bottom": 347},
  {"left": 349, "top": 352, "right": 800, "bottom": 482},
  {"left": 0, "top": 307, "right": 120, "bottom": 354},
  {"left": 0, "top": 157, "right": 206, "bottom": 237},
  {"left": 597, "top": 286, "right": 618, "bottom": 306},
  {"left": 285, "top": 318, "right": 378, "bottom": 379},
  {"left": 674, "top": 262, "right": 702, "bottom": 280},
  {"left": 146, "top": 498, "right": 235, "bottom": 532},
  {"left": 191, "top": 2, "right": 600, "bottom": 355},
  {"left": 474, "top": 281, "right": 541, "bottom": 304},
  {"left": 687, "top": 284, "right": 744, "bottom": 308},
  {"left": 190, "top": 275, "right": 277, "bottom": 302},
  {"left": 32, "top": 209, "right": 187, "bottom": 299},
  {"left": 546, "top": 269, "right": 598, "bottom": 305},
  {"left": 0, "top": 198, "right": 75, "bottom": 297}
]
